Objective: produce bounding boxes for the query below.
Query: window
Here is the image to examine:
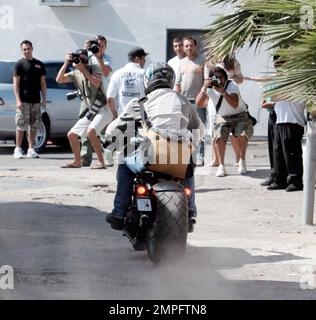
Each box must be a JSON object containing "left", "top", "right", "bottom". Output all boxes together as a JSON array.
[
  {"left": 166, "top": 29, "right": 208, "bottom": 62},
  {"left": 39, "top": 0, "right": 90, "bottom": 7},
  {"left": 0, "top": 61, "right": 75, "bottom": 90},
  {"left": 0, "top": 61, "right": 14, "bottom": 84},
  {"left": 45, "top": 63, "right": 75, "bottom": 90}
]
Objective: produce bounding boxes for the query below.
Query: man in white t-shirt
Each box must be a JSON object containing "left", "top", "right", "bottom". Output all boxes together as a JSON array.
[
  {"left": 196, "top": 66, "right": 252, "bottom": 177},
  {"left": 105, "top": 47, "right": 147, "bottom": 165},
  {"left": 262, "top": 99, "right": 305, "bottom": 192},
  {"left": 107, "top": 47, "right": 147, "bottom": 116},
  {"left": 167, "top": 37, "right": 186, "bottom": 74}
]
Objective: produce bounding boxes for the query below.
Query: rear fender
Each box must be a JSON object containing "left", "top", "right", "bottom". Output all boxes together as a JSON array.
[{"left": 152, "top": 181, "right": 184, "bottom": 193}]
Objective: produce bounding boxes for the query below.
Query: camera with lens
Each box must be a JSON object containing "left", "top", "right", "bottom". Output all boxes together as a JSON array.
[
  {"left": 208, "top": 75, "right": 221, "bottom": 88},
  {"left": 69, "top": 53, "right": 81, "bottom": 64},
  {"left": 69, "top": 49, "right": 89, "bottom": 65},
  {"left": 66, "top": 90, "right": 81, "bottom": 101},
  {"left": 87, "top": 40, "right": 100, "bottom": 54}
]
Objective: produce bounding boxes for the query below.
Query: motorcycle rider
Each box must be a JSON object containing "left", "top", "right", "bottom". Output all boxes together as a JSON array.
[{"left": 105, "top": 62, "right": 205, "bottom": 232}]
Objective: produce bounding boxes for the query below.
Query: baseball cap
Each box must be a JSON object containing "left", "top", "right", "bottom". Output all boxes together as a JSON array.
[{"left": 128, "top": 47, "right": 149, "bottom": 60}]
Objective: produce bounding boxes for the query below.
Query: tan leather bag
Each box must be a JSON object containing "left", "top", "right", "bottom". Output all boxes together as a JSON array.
[{"left": 144, "top": 129, "right": 193, "bottom": 179}]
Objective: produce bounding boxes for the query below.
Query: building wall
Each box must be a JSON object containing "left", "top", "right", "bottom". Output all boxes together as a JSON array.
[{"left": 0, "top": 0, "right": 272, "bottom": 135}]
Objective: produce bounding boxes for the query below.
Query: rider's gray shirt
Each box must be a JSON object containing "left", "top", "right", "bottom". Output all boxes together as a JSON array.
[
  {"left": 144, "top": 88, "right": 204, "bottom": 136},
  {"left": 105, "top": 88, "right": 205, "bottom": 148}
]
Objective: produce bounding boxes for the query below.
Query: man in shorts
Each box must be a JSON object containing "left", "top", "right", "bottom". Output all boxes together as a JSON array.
[
  {"left": 80, "top": 35, "right": 113, "bottom": 167},
  {"left": 196, "top": 66, "right": 252, "bottom": 177},
  {"left": 56, "top": 49, "right": 115, "bottom": 169},
  {"left": 13, "top": 40, "right": 47, "bottom": 159}
]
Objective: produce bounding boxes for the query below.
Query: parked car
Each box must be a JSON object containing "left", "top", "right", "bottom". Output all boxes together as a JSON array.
[{"left": 0, "top": 60, "right": 80, "bottom": 152}]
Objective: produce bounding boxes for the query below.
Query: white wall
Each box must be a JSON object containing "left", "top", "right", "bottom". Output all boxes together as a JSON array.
[{"left": 0, "top": 0, "right": 271, "bottom": 135}]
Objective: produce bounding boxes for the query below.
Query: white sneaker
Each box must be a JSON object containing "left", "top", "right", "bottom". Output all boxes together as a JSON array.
[
  {"left": 26, "top": 148, "right": 39, "bottom": 159},
  {"left": 13, "top": 147, "right": 24, "bottom": 159},
  {"left": 238, "top": 159, "right": 247, "bottom": 174},
  {"left": 216, "top": 164, "right": 226, "bottom": 177}
]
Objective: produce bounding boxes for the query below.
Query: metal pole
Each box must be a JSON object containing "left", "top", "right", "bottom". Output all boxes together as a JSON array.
[{"left": 302, "top": 120, "right": 316, "bottom": 225}]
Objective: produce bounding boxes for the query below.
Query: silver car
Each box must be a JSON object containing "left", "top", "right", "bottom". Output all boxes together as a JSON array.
[{"left": 0, "top": 60, "right": 80, "bottom": 152}]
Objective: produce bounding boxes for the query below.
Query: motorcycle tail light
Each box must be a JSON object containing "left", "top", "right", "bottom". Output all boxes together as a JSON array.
[
  {"left": 136, "top": 185, "right": 147, "bottom": 196},
  {"left": 184, "top": 187, "right": 191, "bottom": 197}
]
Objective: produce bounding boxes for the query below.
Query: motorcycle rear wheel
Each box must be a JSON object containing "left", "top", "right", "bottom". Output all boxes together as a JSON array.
[
  {"left": 131, "top": 238, "right": 147, "bottom": 251},
  {"left": 147, "top": 190, "right": 188, "bottom": 263}
]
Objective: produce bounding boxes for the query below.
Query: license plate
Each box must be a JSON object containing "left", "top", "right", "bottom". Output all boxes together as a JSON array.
[{"left": 136, "top": 198, "right": 152, "bottom": 211}]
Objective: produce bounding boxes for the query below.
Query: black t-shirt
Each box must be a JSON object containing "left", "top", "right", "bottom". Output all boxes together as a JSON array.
[{"left": 13, "top": 58, "right": 46, "bottom": 103}]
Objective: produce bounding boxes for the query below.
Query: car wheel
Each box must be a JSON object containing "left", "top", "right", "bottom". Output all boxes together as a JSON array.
[
  {"left": 33, "top": 118, "right": 49, "bottom": 153},
  {"left": 18, "top": 118, "right": 50, "bottom": 153}
]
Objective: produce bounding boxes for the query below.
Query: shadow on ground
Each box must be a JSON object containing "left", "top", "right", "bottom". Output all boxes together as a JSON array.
[
  {"left": 243, "top": 169, "right": 271, "bottom": 180},
  {"left": 0, "top": 201, "right": 314, "bottom": 300}
]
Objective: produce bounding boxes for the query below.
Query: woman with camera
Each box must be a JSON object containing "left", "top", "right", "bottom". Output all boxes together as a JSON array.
[{"left": 196, "top": 66, "right": 252, "bottom": 177}]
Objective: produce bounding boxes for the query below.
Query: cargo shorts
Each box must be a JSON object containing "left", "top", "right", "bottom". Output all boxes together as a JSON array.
[
  {"left": 15, "top": 103, "right": 41, "bottom": 132},
  {"left": 212, "top": 111, "right": 253, "bottom": 142}
]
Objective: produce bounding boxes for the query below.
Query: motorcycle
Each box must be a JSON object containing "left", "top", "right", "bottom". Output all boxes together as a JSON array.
[
  {"left": 105, "top": 99, "right": 195, "bottom": 263},
  {"left": 123, "top": 170, "right": 192, "bottom": 264}
]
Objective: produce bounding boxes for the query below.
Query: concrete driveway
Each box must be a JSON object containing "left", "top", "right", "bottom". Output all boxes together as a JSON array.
[{"left": 0, "top": 142, "right": 316, "bottom": 299}]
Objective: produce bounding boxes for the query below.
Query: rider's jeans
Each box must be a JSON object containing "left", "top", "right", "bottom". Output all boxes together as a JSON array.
[{"left": 112, "top": 164, "right": 197, "bottom": 219}]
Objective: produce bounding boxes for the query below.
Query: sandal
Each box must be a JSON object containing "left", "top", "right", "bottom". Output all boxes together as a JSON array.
[
  {"left": 61, "top": 163, "right": 81, "bottom": 168},
  {"left": 91, "top": 164, "right": 107, "bottom": 169}
]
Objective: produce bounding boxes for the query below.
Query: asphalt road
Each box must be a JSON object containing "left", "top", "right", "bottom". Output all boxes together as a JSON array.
[{"left": 0, "top": 142, "right": 316, "bottom": 300}]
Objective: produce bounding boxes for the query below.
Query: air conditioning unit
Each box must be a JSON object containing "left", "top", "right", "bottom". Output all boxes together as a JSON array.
[{"left": 39, "top": 0, "right": 90, "bottom": 6}]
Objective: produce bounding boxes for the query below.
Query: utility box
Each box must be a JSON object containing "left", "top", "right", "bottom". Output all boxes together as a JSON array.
[{"left": 39, "top": 0, "right": 90, "bottom": 7}]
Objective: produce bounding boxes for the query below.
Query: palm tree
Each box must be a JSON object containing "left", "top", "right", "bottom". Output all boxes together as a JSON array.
[{"left": 204, "top": 0, "right": 316, "bottom": 112}]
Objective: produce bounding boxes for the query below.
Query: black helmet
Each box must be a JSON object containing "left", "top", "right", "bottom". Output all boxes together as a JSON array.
[{"left": 144, "top": 62, "right": 175, "bottom": 94}]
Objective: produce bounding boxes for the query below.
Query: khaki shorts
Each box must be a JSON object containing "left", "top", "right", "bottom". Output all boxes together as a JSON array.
[
  {"left": 213, "top": 111, "right": 253, "bottom": 142},
  {"left": 70, "top": 106, "right": 113, "bottom": 137},
  {"left": 15, "top": 103, "right": 41, "bottom": 132}
]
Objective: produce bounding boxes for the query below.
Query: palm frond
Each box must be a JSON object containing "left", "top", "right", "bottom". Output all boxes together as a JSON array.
[
  {"left": 204, "top": 10, "right": 264, "bottom": 60},
  {"left": 204, "top": 0, "right": 238, "bottom": 7},
  {"left": 264, "top": 31, "right": 316, "bottom": 104},
  {"left": 204, "top": 0, "right": 316, "bottom": 105}
]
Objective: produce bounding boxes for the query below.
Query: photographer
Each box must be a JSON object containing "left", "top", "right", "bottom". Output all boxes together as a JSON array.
[
  {"left": 204, "top": 55, "right": 246, "bottom": 167},
  {"left": 80, "top": 35, "right": 114, "bottom": 167},
  {"left": 56, "top": 49, "right": 114, "bottom": 169},
  {"left": 196, "top": 66, "right": 252, "bottom": 177}
]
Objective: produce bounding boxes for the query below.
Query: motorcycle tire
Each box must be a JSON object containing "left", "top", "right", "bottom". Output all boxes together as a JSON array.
[
  {"left": 131, "top": 239, "right": 147, "bottom": 251},
  {"left": 147, "top": 190, "right": 188, "bottom": 263}
]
